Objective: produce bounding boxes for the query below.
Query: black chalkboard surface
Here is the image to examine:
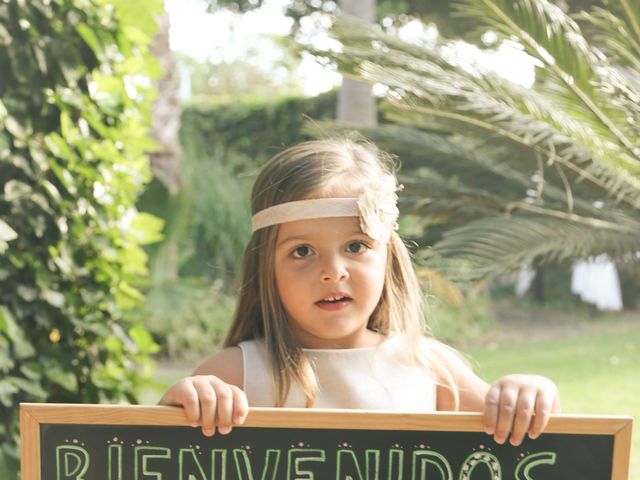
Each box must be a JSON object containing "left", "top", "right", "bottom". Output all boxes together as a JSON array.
[{"left": 20, "top": 404, "right": 633, "bottom": 480}]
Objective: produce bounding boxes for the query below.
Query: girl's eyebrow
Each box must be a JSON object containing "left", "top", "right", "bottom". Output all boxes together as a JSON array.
[
  {"left": 277, "top": 230, "right": 366, "bottom": 248},
  {"left": 276, "top": 235, "right": 310, "bottom": 248}
]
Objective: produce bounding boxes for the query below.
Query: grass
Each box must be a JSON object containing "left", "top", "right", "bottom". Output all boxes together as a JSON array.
[
  {"left": 466, "top": 312, "right": 640, "bottom": 480},
  {"left": 147, "top": 308, "right": 640, "bottom": 479}
]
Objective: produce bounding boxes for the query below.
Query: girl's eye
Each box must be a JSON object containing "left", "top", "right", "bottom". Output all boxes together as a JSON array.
[
  {"left": 346, "top": 241, "right": 368, "bottom": 254},
  {"left": 292, "top": 245, "right": 312, "bottom": 258}
]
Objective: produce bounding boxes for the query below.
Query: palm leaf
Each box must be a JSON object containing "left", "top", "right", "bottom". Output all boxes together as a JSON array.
[
  {"left": 432, "top": 215, "right": 640, "bottom": 281},
  {"left": 609, "top": 0, "right": 640, "bottom": 45},
  {"left": 580, "top": 7, "right": 640, "bottom": 72},
  {"left": 455, "top": 0, "right": 639, "bottom": 161},
  {"left": 323, "top": 17, "right": 640, "bottom": 208},
  {"left": 578, "top": 7, "right": 640, "bottom": 141}
]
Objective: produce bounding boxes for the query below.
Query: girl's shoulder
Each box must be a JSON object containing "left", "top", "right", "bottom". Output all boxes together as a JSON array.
[
  {"left": 418, "top": 335, "right": 489, "bottom": 411},
  {"left": 418, "top": 336, "right": 474, "bottom": 372},
  {"left": 191, "top": 346, "right": 243, "bottom": 389}
]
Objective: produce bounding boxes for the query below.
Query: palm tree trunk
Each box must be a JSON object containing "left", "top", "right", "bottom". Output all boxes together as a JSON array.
[
  {"left": 337, "top": 0, "right": 377, "bottom": 126},
  {"left": 149, "top": 11, "right": 183, "bottom": 194},
  {"left": 149, "top": 10, "right": 184, "bottom": 281}
]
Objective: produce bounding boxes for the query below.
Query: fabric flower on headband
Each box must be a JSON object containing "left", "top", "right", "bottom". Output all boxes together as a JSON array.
[{"left": 357, "top": 176, "right": 400, "bottom": 243}]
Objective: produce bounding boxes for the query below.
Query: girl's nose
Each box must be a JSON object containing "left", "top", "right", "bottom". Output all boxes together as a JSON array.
[{"left": 320, "top": 255, "right": 349, "bottom": 283}]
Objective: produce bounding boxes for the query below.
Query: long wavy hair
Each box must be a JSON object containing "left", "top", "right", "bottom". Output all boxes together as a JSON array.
[{"left": 223, "top": 138, "right": 458, "bottom": 407}]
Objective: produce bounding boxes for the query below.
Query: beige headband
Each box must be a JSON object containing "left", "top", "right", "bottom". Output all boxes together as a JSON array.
[
  {"left": 251, "top": 198, "right": 359, "bottom": 232},
  {"left": 251, "top": 184, "right": 400, "bottom": 243}
]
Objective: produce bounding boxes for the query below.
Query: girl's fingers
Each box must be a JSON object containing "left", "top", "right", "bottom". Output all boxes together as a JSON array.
[
  {"left": 528, "top": 390, "right": 554, "bottom": 439},
  {"left": 231, "top": 385, "right": 249, "bottom": 425},
  {"left": 493, "top": 384, "right": 519, "bottom": 444},
  {"left": 213, "top": 379, "right": 234, "bottom": 435},
  {"left": 509, "top": 388, "right": 536, "bottom": 446},
  {"left": 483, "top": 383, "right": 501, "bottom": 436},
  {"left": 484, "top": 375, "right": 559, "bottom": 445},
  {"left": 174, "top": 379, "right": 202, "bottom": 428},
  {"left": 192, "top": 377, "right": 218, "bottom": 436},
  {"left": 161, "top": 375, "right": 249, "bottom": 437}
]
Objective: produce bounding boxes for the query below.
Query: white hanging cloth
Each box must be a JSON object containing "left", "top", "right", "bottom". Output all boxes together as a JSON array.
[
  {"left": 514, "top": 263, "right": 536, "bottom": 297},
  {"left": 571, "top": 255, "right": 623, "bottom": 311}
]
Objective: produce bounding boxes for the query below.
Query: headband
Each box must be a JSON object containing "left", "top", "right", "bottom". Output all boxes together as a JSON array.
[{"left": 251, "top": 180, "right": 400, "bottom": 243}]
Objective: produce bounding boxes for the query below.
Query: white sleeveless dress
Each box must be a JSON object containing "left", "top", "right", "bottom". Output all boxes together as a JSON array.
[{"left": 238, "top": 335, "right": 437, "bottom": 411}]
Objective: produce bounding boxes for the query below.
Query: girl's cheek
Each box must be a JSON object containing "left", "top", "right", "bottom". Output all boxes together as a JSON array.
[{"left": 287, "top": 259, "right": 313, "bottom": 273}]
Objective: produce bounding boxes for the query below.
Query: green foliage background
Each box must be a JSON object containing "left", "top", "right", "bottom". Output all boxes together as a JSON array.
[
  {"left": 175, "top": 91, "right": 639, "bottom": 301},
  {"left": 180, "top": 91, "right": 337, "bottom": 170},
  {"left": 140, "top": 93, "right": 337, "bottom": 357},
  {"left": 0, "top": 0, "right": 163, "bottom": 474},
  {"left": 145, "top": 90, "right": 496, "bottom": 357}
]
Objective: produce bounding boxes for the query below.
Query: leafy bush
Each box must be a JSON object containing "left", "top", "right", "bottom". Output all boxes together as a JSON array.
[
  {"left": 180, "top": 91, "right": 337, "bottom": 165},
  {"left": 179, "top": 147, "right": 253, "bottom": 281},
  {"left": 141, "top": 147, "right": 250, "bottom": 358},
  {"left": 0, "top": 0, "right": 162, "bottom": 474},
  {"left": 145, "top": 278, "right": 236, "bottom": 360},
  {"left": 426, "top": 290, "right": 494, "bottom": 345}
]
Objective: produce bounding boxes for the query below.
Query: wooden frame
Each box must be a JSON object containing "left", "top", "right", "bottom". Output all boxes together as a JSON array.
[{"left": 21, "top": 403, "right": 632, "bottom": 479}]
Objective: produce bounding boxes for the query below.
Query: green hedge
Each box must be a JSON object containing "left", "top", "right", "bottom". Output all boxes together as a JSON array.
[
  {"left": 0, "top": 0, "right": 162, "bottom": 474},
  {"left": 180, "top": 91, "right": 337, "bottom": 165}
]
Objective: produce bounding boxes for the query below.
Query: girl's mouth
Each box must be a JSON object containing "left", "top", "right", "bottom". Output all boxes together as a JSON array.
[{"left": 316, "top": 295, "right": 352, "bottom": 310}]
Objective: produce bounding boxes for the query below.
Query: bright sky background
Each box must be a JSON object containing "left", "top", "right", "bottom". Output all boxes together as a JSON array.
[
  {"left": 166, "top": 0, "right": 342, "bottom": 96},
  {"left": 165, "top": 0, "right": 536, "bottom": 97}
]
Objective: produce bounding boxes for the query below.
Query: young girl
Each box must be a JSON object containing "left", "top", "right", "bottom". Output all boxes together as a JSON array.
[{"left": 160, "top": 138, "right": 560, "bottom": 447}]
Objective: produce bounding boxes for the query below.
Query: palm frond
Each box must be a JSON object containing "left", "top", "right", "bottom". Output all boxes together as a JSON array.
[
  {"left": 379, "top": 69, "right": 640, "bottom": 207},
  {"left": 455, "top": 0, "right": 594, "bottom": 91},
  {"left": 323, "top": 16, "right": 640, "bottom": 208},
  {"left": 376, "top": 114, "right": 637, "bottom": 218},
  {"left": 432, "top": 215, "right": 640, "bottom": 281},
  {"left": 610, "top": 0, "right": 640, "bottom": 45},
  {"left": 580, "top": 7, "right": 640, "bottom": 72},
  {"left": 578, "top": 7, "right": 640, "bottom": 140},
  {"left": 455, "top": 0, "right": 639, "bottom": 161}
]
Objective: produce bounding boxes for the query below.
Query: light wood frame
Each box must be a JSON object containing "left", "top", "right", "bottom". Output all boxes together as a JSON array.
[{"left": 20, "top": 403, "right": 632, "bottom": 479}]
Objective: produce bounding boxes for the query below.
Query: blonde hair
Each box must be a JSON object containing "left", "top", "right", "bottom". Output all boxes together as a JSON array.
[{"left": 223, "top": 138, "right": 458, "bottom": 407}]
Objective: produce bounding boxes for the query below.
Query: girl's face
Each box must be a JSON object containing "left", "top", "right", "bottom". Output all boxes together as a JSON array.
[{"left": 274, "top": 215, "right": 387, "bottom": 349}]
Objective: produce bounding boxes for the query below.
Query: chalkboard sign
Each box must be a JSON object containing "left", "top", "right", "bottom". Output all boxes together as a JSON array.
[{"left": 20, "top": 403, "right": 632, "bottom": 479}]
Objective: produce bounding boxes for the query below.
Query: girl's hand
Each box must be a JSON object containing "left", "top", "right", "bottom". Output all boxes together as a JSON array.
[
  {"left": 483, "top": 374, "right": 559, "bottom": 446},
  {"left": 159, "top": 375, "right": 249, "bottom": 437}
]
